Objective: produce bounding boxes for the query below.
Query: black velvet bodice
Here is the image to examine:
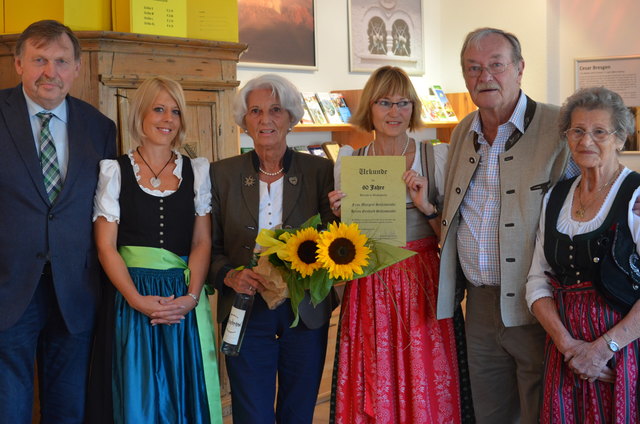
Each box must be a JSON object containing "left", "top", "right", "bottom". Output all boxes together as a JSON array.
[
  {"left": 543, "top": 173, "right": 636, "bottom": 287},
  {"left": 116, "top": 154, "right": 195, "bottom": 257}
]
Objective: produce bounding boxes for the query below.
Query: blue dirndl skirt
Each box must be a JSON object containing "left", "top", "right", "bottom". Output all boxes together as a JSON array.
[{"left": 112, "top": 267, "right": 212, "bottom": 424}]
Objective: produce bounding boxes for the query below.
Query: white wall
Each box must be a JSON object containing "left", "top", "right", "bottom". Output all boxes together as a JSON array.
[
  {"left": 236, "top": 0, "right": 640, "bottom": 153},
  {"left": 438, "top": 0, "right": 551, "bottom": 101},
  {"left": 237, "top": 0, "right": 444, "bottom": 148},
  {"left": 551, "top": 0, "right": 640, "bottom": 105}
]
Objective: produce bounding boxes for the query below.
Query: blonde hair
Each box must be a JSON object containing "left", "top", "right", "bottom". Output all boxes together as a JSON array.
[
  {"left": 128, "top": 77, "right": 188, "bottom": 147},
  {"left": 350, "top": 66, "right": 423, "bottom": 132}
]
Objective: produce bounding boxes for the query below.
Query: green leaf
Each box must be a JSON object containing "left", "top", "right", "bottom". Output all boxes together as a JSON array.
[
  {"left": 300, "top": 214, "right": 321, "bottom": 229},
  {"left": 308, "top": 268, "right": 334, "bottom": 306},
  {"left": 352, "top": 240, "right": 416, "bottom": 280},
  {"left": 287, "top": 272, "right": 305, "bottom": 327}
]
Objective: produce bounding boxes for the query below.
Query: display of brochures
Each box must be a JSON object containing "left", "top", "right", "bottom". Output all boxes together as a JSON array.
[
  {"left": 330, "top": 93, "right": 352, "bottom": 123},
  {"left": 301, "top": 92, "right": 328, "bottom": 125},
  {"left": 419, "top": 95, "right": 441, "bottom": 123},
  {"left": 300, "top": 99, "right": 314, "bottom": 125},
  {"left": 431, "top": 85, "right": 458, "bottom": 122},
  {"left": 307, "top": 144, "right": 327, "bottom": 157},
  {"left": 292, "top": 145, "right": 310, "bottom": 153},
  {"left": 316, "top": 92, "right": 343, "bottom": 124},
  {"left": 298, "top": 92, "right": 353, "bottom": 125}
]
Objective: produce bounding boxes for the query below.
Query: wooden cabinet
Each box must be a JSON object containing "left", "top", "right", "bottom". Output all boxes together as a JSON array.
[{"left": 0, "top": 31, "right": 246, "bottom": 161}]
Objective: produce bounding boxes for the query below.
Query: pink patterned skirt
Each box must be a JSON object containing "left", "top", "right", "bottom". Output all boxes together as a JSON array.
[
  {"left": 542, "top": 279, "right": 640, "bottom": 423},
  {"left": 333, "top": 237, "right": 461, "bottom": 423}
]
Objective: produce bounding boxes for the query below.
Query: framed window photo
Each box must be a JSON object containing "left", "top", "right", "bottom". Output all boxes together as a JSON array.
[
  {"left": 238, "top": 0, "right": 317, "bottom": 70},
  {"left": 348, "top": 0, "right": 424, "bottom": 75}
]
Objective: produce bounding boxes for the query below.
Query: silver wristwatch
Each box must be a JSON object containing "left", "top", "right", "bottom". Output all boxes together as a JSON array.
[{"left": 602, "top": 333, "right": 620, "bottom": 353}]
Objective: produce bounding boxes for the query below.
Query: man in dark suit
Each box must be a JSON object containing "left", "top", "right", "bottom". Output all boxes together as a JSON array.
[{"left": 0, "top": 20, "right": 116, "bottom": 423}]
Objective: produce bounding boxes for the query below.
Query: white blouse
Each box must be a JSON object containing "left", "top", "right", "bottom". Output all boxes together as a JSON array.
[
  {"left": 258, "top": 177, "right": 284, "bottom": 231},
  {"left": 526, "top": 167, "right": 640, "bottom": 310},
  {"left": 334, "top": 139, "right": 448, "bottom": 206},
  {"left": 92, "top": 150, "right": 212, "bottom": 223}
]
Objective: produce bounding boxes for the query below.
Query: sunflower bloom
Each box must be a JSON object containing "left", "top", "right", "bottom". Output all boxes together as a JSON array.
[
  {"left": 317, "top": 222, "right": 371, "bottom": 280},
  {"left": 282, "top": 227, "right": 322, "bottom": 277}
]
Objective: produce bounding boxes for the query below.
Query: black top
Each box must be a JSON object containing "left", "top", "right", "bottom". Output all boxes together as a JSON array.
[
  {"left": 116, "top": 154, "right": 195, "bottom": 257},
  {"left": 543, "top": 172, "right": 639, "bottom": 287}
]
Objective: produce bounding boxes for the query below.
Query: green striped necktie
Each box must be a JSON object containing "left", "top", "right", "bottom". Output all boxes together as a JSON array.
[{"left": 36, "top": 112, "right": 62, "bottom": 203}]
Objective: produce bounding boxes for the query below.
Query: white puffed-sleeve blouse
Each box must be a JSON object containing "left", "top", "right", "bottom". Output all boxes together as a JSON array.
[{"left": 93, "top": 149, "right": 212, "bottom": 223}]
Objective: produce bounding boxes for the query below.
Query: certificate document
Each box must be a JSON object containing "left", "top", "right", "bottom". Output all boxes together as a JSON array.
[{"left": 341, "top": 156, "right": 406, "bottom": 246}]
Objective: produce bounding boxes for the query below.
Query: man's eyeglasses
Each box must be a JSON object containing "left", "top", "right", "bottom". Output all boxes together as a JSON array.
[
  {"left": 564, "top": 127, "right": 618, "bottom": 142},
  {"left": 374, "top": 99, "right": 413, "bottom": 110},
  {"left": 464, "top": 62, "right": 514, "bottom": 77}
]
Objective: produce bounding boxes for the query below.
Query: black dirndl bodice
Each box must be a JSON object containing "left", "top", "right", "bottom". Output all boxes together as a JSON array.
[{"left": 116, "top": 154, "right": 195, "bottom": 257}]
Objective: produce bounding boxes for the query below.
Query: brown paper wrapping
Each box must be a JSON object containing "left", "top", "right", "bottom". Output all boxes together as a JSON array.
[{"left": 254, "top": 255, "right": 289, "bottom": 309}]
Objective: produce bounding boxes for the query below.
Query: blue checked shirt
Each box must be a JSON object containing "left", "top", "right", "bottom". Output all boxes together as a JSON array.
[
  {"left": 457, "top": 92, "right": 579, "bottom": 287},
  {"left": 456, "top": 92, "right": 527, "bottom": 286}
]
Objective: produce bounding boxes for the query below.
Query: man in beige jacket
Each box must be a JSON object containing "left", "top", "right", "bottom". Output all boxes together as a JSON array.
[{"left": 437, "top": 27, "right": 573, "bottom": 423}]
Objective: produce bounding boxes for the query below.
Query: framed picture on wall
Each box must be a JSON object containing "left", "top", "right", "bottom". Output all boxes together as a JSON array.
[
  {"left": 348, "top": 0, "right": 424, "bottom": 75},
  {"left": 238, "top": 0, "right": 317, "bottom": 70}
]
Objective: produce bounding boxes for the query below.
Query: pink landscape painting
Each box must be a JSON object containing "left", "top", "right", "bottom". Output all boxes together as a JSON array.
[{"left": 239, "top": 0, "right": 316, "bottom": 67}]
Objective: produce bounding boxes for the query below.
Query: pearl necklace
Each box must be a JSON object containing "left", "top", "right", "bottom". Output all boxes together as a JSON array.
[
  {"left": 370, "top": 135, "right": 411, "bottom": 156},
  {"left": 575, "top": 165, "right": 623, "bottom": 219},
  {"left": 259, "top": 166, "right": 284, "bottom": 176}
]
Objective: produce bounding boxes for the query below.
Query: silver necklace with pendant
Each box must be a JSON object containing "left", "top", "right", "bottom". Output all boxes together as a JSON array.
[{"left": 136, "top": 147, "right": 174, "bottom": 188}]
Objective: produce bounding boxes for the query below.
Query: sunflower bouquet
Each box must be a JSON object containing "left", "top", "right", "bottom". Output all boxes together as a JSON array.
[{"left": 255, "top": 214, "right": 416, "bottom": 326}]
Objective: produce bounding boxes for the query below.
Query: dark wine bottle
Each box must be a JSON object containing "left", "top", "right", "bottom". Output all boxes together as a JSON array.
[
  {"left": 220, "top": 293, "right": 254, "bottom": 356},
  {"left": 220, "top": 249, "right": 259, "bottom": 356}
]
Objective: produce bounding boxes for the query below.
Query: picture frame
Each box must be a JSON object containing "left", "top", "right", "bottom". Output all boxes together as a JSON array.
[
  {"left": 575, "top": 55, "right": 640, "bottom": 106},
  {"left": 575, "top": 55, "right": 640, "bottom": 150},
  {"left": 238, "top": 0, "right": 317, "bottom": 70},
  {"left": 348, "top": 0, "right": 424, "bottom": 75}
]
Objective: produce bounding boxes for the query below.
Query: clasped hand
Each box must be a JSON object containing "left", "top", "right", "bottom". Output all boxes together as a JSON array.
[
  {"left": 131, "top": 294, "right": 195, "bottom": 326},
  {"left": 562, "top": 337, "right": 615, "bottom": 383}
]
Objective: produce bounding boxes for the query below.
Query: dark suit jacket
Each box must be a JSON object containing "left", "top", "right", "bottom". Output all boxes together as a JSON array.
[
  {"left": 0, "top": 84, "right": 116, "bottom": 333},
  {"left": 210, "top": 149, "right": 338, "bottom": 329}
]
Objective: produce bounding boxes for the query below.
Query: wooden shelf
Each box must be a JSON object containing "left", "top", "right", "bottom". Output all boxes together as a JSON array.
[
  {"left": 425, "top": 121, "right": 459, "bottom": 129},
  {"left": 294, "top": 121, "right": 458, "bottom": 132},
  {"left": 293, "top": 123, "right": 354, "bottom": 132}
]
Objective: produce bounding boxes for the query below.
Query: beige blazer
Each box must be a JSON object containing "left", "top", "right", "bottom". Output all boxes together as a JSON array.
[{"left": 436, "top": 99, "right": 571, "bottom": 327}]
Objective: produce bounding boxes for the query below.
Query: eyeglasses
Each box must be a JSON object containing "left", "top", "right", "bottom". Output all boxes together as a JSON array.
[
  {"left": 464, "top": 62, "right": 514, "bottom": 77},
  {"left": 564, "top": 127, "right": 618, "bottom": 142},
  {"left": 374, "top": 99, "right": 413, "bottom": 110}
]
